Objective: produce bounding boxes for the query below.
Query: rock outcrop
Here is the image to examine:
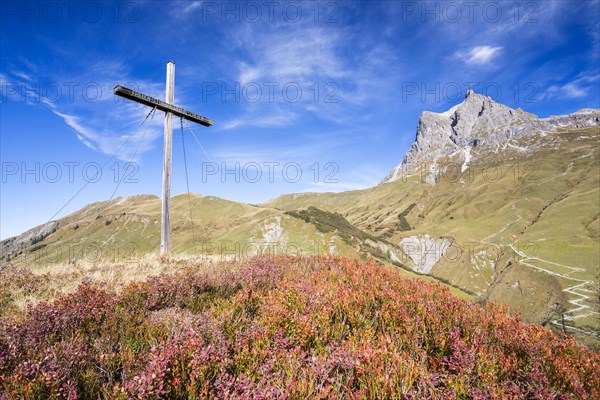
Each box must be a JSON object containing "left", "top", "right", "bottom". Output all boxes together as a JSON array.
[
  {"left": 400, "top": 234, "right": 451, "bottom": 274},
  {"left": 542, "top": 108, "right": 600, "bottom": 128},
  {"left": 1, "top": 221, "right": 59, "bottom": 261}
]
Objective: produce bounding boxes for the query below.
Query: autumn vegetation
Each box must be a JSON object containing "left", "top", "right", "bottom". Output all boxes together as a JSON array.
[{"left": 1, "top": 256, "right": 598, "bottom": 399}]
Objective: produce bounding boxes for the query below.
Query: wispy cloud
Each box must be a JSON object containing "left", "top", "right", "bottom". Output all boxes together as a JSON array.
[
  {"left": 221, "top": 112, "right": 299, "bottom": 130},
  {"left": 546, "top": 73, "right": 599, "bottom": 100},
  {"left": 53, "top": 111, "right": 100, "bottom": 151},
  {"left": 302, "top": 181, "right": 370, "bottom": 192},
  {"left": 456, "top": 46, "right": 503, "bottom": 66},
  {"left": 302, "top": 164, "right": 384, "bottom": 193},
  {"left": 235, "top": 27, "right": 349, "bottom": 85},
  {"left": 561, "top": 83, "right": 587, "bottom": 99},
  {"left": 53, "top": 108, "right": 163, "bottom": 161},
  {"left": 217, "top": 21, "right": 398, "bottom": 130},
  {"left": 221, "top": 26, "right": 348, "bottom": 129},
  {"left": 2, "top": 60, "right": 169, "bottom": 161},
  {"left": 183, "top": 1, "right": 203, "bottom": 14}
]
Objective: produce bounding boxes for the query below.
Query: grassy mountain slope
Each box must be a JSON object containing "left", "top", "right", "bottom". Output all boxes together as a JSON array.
[
  {"left": 1, "top": 126, "right": 598, "bottom": 345},
  {"left": 1, "top": 194, "right": 360, "bottom": 265},
  {"left": 266, "top": 126, "right": 600, "bottom": 344}
]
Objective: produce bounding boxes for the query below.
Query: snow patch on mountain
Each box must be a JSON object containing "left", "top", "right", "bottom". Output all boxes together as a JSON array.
[{"left": 461, "top": 147, "right": 472, "bottom": 173}]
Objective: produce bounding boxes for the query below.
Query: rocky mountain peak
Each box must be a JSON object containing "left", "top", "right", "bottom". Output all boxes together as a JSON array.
[
  {"left": 381, "top": 90, "right": 600, "bottom": 184},
  {"left": 406, "top": 91, "right": 539, "bottom": 162}
]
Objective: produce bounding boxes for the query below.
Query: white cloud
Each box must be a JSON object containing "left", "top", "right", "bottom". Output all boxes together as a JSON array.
[
  {"left": 562, "top": 83, "right": 587, "bottom": 98},
  {"left": 457, "top": 46, "right": 503, "bottom": 66},
  {"left": 183, "top": 1, "right": 203, "bottom": 13},
  {"left": 547, "top": 83, "right": 587, "bottom": 99}
]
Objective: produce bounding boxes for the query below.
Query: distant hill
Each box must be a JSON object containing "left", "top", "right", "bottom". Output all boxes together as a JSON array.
[{"left": 2, "top": 91, "right": 599, "bottom": 346}]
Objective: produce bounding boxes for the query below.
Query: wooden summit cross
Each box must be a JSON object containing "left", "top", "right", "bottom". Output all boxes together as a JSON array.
[{"left": 114, "top": 61, "right": 213, "bottom": 254}]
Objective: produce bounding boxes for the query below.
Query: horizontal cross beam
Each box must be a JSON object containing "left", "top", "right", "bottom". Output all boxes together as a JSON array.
[{"left": 113, "top": 85, "right": 213, "bottom": 127}]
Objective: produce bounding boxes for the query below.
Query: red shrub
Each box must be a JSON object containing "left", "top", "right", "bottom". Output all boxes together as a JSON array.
[{"left": 0, "top": 256, "right": 598, "bottom": 399}]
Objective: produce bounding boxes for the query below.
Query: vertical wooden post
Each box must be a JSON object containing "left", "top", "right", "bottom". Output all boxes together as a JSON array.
[{"left": 161, "top": 61, "right": 175, "bottom": 255}]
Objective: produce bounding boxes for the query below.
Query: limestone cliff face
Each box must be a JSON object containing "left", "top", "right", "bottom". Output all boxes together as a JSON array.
[{"left": 381, "top": 90, "right": 600, "bottom": 183}]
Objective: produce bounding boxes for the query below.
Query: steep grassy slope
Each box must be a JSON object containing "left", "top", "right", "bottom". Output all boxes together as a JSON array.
[{"left": 1, "top": 256, "right": 598, "bottom": 399}]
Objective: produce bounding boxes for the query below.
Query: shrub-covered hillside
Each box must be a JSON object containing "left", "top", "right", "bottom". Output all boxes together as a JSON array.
[{"left": 1, "top": 256, "right": 598, "bottom": 399}]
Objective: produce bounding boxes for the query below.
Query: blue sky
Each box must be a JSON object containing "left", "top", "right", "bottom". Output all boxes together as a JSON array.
[{"left": 1, "top": 0, "right": 599, "bottom": 239}]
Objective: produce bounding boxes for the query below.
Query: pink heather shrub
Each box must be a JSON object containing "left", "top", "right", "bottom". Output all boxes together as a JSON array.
[{"left": 1, "top": 256, "right": 598, "bottom": 399}]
